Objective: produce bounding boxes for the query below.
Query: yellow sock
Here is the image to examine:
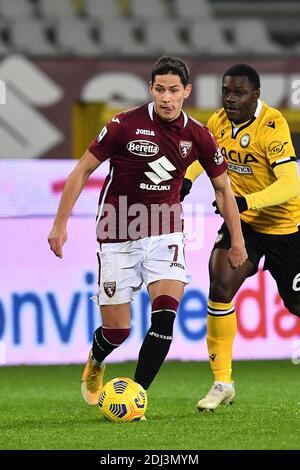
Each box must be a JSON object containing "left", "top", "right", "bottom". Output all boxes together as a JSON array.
[{"left": 206, "top": 299, "right": 237, "bottom": 383}]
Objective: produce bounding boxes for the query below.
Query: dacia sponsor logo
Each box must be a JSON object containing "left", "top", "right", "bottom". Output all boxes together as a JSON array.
[
  {"left": 127, "top": 140, "right": 159, "bottom": 157},
  {"left": 221, "top": 147, "right": 258, "bottom": 164},
  {"left": 136, "top": 128, "right": 155, "bottom": 136},
  {"left": 268, "top": 140, "right": 288, "bottom": 157}
]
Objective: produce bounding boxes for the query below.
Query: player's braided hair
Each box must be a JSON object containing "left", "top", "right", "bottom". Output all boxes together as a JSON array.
[
  {"left": 223, "top": 63, "right": 260, "bottom": 90},
  {"left": 151, "top": 55, "right": 190, "bottom": 87}
]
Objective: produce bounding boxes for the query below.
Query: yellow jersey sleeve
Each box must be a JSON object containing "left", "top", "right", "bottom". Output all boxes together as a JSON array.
[
  {"left": 258, "top": 110, "right": 296, "bottom": 166},
  {"left": 244, "top": 109, "right": 299, "bottom": 210},
  {"left": 245, "top": 161, "right": 300, "bottom": 209}
]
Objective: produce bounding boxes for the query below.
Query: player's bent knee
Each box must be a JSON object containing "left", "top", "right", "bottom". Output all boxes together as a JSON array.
[{"left": 209, "top": 280, "right": 233, "bottom": 303}]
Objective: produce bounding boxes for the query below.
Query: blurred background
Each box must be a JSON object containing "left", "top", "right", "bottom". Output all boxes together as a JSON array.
[{"left": 1, "top": 0, "right": 300, "bottom": 366}]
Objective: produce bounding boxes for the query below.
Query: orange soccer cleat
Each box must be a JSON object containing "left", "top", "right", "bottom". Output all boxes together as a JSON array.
[{"left": 81, "top": 351, "right": 106, "bottom": 406}]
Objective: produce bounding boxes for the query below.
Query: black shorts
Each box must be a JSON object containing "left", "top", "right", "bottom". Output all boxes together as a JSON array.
[{"left": 213, "top": 220, "right": 300, "bottom": 302}]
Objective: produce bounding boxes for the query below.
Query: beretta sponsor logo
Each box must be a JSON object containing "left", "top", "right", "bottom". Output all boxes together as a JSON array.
[{"left": 127, "top": 140, "right": 159, "bottom": 157}]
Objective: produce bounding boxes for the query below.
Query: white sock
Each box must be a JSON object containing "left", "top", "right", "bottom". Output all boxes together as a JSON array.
[{"left": 214, "top": 381, "right": 233, "bottom": 389}]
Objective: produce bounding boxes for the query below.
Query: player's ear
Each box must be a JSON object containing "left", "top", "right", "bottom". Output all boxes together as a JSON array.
[
  {"left": 149, "top": 81, "right": 153, "bottom": 94},
  {"left": 184, "top": 83, "right": 192, "bottom": 99},
  {"left": 254, "top": 88, "right": 260, "bottom": 100}
]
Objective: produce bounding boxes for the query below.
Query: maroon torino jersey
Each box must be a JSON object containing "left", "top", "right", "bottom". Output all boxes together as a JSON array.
[{"left": 89, "top": 103, "right": 227, "bottom": 243}]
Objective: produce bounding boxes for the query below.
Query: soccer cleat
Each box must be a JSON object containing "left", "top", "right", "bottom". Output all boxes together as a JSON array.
[
  {"left": 196, "top": 382, "right": 235, "bottom": 411},
  {"left": 81, "top": 351, "right": 106, "bottom": 406}
]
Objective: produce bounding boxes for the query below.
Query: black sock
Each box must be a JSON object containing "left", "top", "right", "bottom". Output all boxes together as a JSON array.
[
  {"left": 134, "top": 310, "right": 175, "bottom": 390},
  {"left": 92, "top": 326, "right": 119, "bottom": 363}
]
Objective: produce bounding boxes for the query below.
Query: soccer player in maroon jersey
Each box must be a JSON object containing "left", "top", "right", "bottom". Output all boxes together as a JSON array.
[{"left": 48, "top": 56, "right": 247, "bottom": 410}]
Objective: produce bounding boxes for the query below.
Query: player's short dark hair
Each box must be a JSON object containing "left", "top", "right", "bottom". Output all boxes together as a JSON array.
[
  {"left": 151, "top": 56, "right": 190, "bottom": 87},
  {"left": 223, "top": 64, "right": 260, "bottom": 90}
]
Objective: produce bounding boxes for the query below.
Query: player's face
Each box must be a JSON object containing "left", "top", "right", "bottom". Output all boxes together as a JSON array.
[
  {"left": 222, "top": 76, "right": 260, "bottom": 124},
  {"left": 150, "top": 74, "right": 192, "bottom": 122}
]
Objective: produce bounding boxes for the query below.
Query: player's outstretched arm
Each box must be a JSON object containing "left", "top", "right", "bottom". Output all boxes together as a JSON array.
[
  {"left": 244, "top": 161, "right": 300, "bottom": 210},
  {"left": 210, "top": 172, "right": 247, "bottom": 269},
  {"left": 48, "top": 151, "right": 101, "bottom": 258}
]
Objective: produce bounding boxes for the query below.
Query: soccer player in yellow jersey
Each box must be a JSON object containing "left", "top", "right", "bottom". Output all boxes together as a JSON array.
[{"left": 180, "top": 64, "right": 300, "bottom": 411}]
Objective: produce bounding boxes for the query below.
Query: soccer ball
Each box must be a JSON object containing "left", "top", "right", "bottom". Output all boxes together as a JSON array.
[{"left": 98, "top": 377, "right": 147, "bottom": 422}]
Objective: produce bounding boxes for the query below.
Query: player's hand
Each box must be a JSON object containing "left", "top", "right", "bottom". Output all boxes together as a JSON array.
[
  {"left": 212, "top": 196, "right": 248, "bottom": 214},
  {"left": 212, "top": 200, "right": 220, "bottom": 213},
  {"left": 48, "top": 225, "right": 67, "bottom": 259},
  {"left": 228, "top": 245, "right": 248, "bottom": 269},
  {"left": 180, "top": 178, "right": 193, "bottom": 202}
]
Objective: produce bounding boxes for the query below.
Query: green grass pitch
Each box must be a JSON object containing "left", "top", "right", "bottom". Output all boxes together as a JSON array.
[{"left": 0, "top": 360, "right": 298, "bottom": 450}]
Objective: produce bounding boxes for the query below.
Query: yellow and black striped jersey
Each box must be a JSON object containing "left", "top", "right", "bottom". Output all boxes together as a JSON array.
[{"left": 207, "top": 100, "right": 300, "bottom": 234}]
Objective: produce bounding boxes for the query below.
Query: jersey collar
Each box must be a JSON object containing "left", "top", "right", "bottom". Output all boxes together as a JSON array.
[
  {"left": 148, "top": 102, "right": 188, "bottom": 128},
  {"left": 254, "top": 99, "right": 263, "bottom": 118},
  {"left": 231, "top": 99, "right": 262, "bottom": 139}
]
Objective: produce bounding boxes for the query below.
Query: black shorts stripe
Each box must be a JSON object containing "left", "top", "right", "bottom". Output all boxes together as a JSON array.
[{"left": 97, "top": 252, "right": 101, "bottom": 286}]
